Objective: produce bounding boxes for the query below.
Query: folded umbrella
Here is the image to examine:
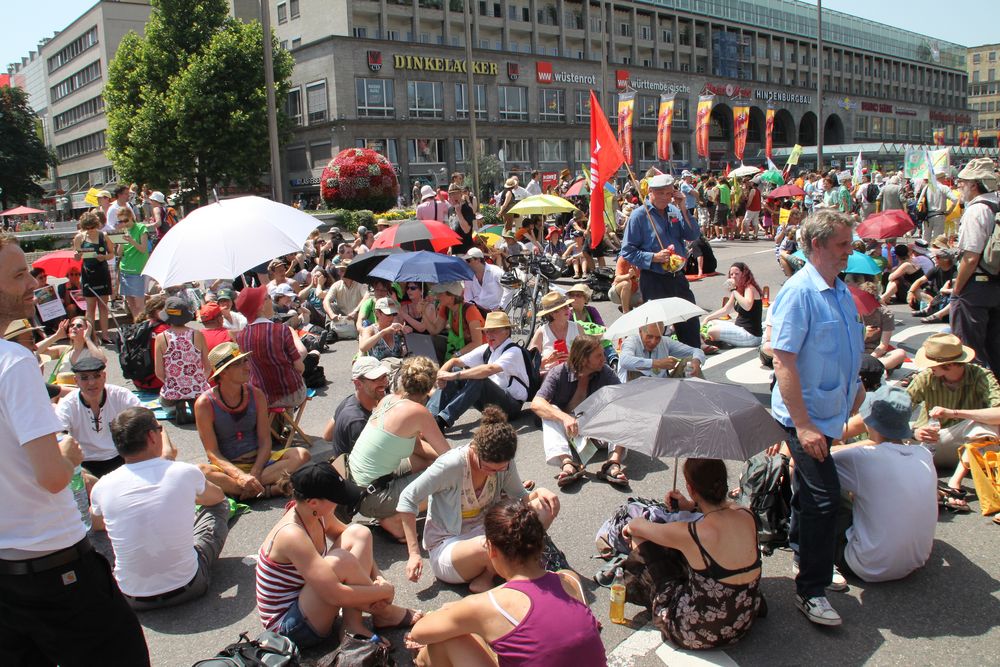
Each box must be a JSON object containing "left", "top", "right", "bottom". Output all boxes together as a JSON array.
[
  {"left": 856, "top": 210, "right": 915, "bottom": 240},
  {"left": 767, "top": 184, "right": 807, "bottom": 199},
  {"left": 369, "top": 219, "right": 461, "bottom": 252},
  {"left": 369, "top": 250, "right": 474, "bottom": 284},
  {"left": 342, "top": 247, "right": 403, "bottom": 283},
  {"left": 508, "top": 194, "right": 579, "bottom": 217},
  {"left": 602, "top": 297, "right": 707, "bottom": 341}
]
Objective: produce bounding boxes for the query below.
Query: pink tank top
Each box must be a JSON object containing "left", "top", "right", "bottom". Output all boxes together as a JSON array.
[
  {"left": 487, "top": 572, "right": 607, "bottom": 667},
  {"left": 159, "top": 328, "right": 210, "bottom": 401}
]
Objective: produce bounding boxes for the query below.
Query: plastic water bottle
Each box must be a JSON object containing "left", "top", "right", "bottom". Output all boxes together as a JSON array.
[
  {"left": 610, "top": 567, "right": 626, "bottom": 624},
  {"left": 70, "top": 466, "right": 92, "bottom": 530}
]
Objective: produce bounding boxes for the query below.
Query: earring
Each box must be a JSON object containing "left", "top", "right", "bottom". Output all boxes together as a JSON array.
[{"left": 312, "top": 510, "right": 318, "bottom": 517}]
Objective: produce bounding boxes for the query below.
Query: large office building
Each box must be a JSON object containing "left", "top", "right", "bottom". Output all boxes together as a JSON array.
[
  {"left": 968, "top": 43, "right": 1000, "bottom": 147},
  {"left": 256, "top": 0, "right": 971, "bottom": 201},
  {"left": 6, "top": 0, "right": 151, "bottom": 213}
]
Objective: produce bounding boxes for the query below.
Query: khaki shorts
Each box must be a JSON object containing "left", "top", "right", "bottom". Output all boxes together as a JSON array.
[{"left": 351, "top": 458, "right": 414, "bottom": 520}]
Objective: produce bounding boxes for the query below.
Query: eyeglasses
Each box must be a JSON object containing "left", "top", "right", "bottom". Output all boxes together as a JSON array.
[{"left": 406, "top": 285, "right": 422, "bottom": 291}]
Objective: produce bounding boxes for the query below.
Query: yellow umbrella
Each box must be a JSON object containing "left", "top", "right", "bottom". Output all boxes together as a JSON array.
[
  {"left": 508, "top": 194, "right": 578, "bottom": 216},
  {"left": 84, "top": 188, "right": 101, "bottom": 207},
  {"left": 475, "top": 232, "right": 502, "bottom": 248}
]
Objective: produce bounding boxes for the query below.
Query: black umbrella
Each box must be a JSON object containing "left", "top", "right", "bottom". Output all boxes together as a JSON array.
[{"left": 342, "top": 247, "right": 404, "bottom": 283}]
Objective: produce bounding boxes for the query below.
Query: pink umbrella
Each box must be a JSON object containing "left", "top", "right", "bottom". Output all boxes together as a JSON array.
[
  {"left": 766, "top": 184, "right": 806, "bottom": 199},
  {"left": 848, "top": 284, "right": 879, "bottom": 316},
  {"left": 856, "top": 210, "right": 915, "bottom": 240},
  {"left": 1, "top": 206, "right": 46, "bottom": 216},
  {"left": 31, "top": 250, "right": 82, "bottom": 278},
  {"left": 564, "top": 178, "right": 589, "bottom": 197}
]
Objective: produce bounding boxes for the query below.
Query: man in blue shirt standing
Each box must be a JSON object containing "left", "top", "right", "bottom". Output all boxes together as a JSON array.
[
  {"left": 621, "top": 174, "right": 703, "bottom": 348},
  {"left": 770, "top": 210, "right": 865, "bottom": 628}
]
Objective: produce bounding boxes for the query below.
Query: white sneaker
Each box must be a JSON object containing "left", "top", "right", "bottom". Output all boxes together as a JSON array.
[
  {"left": 791, "top": 560, "right": 849, "bottom": 592},
  {"left": 796, "top": 595, "right": 843, "bottom": 626}
]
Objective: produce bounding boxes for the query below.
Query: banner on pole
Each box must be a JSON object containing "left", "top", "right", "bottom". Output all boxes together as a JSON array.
[
  {"left": 616, "top": 91, "right": 635, "bottom": 166},
  {"left": 695, "top": 95, "right": 714, "bottom": 158},
  {"left": 905, "top": 147, "right": 950, "bottom": 180},
  {"left": 656, "top": 94, "right": 675, "bottom": 161},
  {"left": 765, "top": 104, "right": 775, "bottom": 160},
  {"left": 973, "top": 129, "right": 980, "bottom": 147},
  {"left": 959, "top": 130, "right": 970, "bottom": 148},
  {"left": 933, "top": 128, "right": 945, "bottom": 146},
  {"left": 732, "top": 105, "right": 750, "bottom": 161},
  {"left": 786, "top": 144, "right": 803, "bottom": 167}
]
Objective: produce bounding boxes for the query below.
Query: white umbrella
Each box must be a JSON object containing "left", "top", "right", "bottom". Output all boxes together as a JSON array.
[
  {"left": 602, "top": 297, "right": 706, "bottom": 340},
  {"left": 512, "top": 186, "right": 532, "bottom": 200},
  {"left": 729, "top": 165, "right": 761, "bottom": 179},
  {"left": 142, "top": 196, "right": 320, "bottom": 287}
]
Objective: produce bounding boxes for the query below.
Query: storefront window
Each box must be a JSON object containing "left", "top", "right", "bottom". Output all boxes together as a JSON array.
[
  {"left": 357, "top": 79, "right": 395, "bottom": 118},
  {"left": 499, "top": 86, "right": 528, "bottom": 121},
  {"left": 409, "top": 138, "right": 446, "bottom": 163},
  {"left": 407, "top": 81, "right": 444, "bottom": 119},
  {"left": 539, "top": 89, "right": 566, "bottom": 122}
]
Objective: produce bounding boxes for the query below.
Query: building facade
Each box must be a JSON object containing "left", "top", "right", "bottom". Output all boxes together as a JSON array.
[
  {"left": 261, "top": 0, "right": 970, "bottom": 201},
  {"left": 968, "top": 43, "right": 1000, "bottom": 147},
  {"left": 6, "top": 0, "right": 151, "bottom": 213}
]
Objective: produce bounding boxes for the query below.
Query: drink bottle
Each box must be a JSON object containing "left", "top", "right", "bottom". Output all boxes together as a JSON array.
[{"left": 610, "top": 567, "right": 626, "bottom": 624}]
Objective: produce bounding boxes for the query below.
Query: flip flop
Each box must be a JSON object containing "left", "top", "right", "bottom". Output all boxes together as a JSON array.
[
  {"left": 938, "top": 494, "right": 971, "bottom": 513},
  {"left": 993, "top": 515, "right": 1000, "bottom": 526},
  {"left": 937, "top": 483, "right": 968, "bottom": 500},
  {"left": 556, "top": 461, "right": 586, "bottom": 488},
  {"left": 374, "top": 608, "right": 424, "bottom": 631},
  {"left": 597, "top": 460, "right": 630, "bottom": 488}
]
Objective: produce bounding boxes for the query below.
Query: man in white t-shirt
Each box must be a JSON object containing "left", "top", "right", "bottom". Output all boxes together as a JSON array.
[
  {"left": 832, "top": 385, "right": 936, "bottom": 583},
  {"left": 56, "top": 356, "right": 176, "bottom": 478},
  {"left": 427, "top": 311, "right": 529, "bottom": 429},
  {"left": 0, "top": 233, "right": 149, "bottom": 664},
  {"left": 462, "top": 247, "right": 505, "bottom": 314},
  {"left": 91, "top": 406, "right": 229, "bottom": 610},
  {"left": 104, "top": 184, "right": 135, "bottom": 232}
]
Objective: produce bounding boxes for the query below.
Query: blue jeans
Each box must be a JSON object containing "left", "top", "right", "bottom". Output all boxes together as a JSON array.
[
  {"left": 275, "top": 598, "right": 328, "bottom": 649},
  {"left": 427, "top": 378, "right": 523, "bottom": 428},
  {"left": 783, "top": 425, "right": 841, "bottom": 599}
]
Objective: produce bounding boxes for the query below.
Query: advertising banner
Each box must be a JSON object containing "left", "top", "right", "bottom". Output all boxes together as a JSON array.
[
  {"left": 656, "top": 94, "right": 675, "bottom": 161},
  {"left": 616, "top": 91, "right": 636, "bottom": 166},
  {"left": 695, "top": 95, "right": 714, "bottom": 158},
  {"left": 765, "top": 104, "right": 775, "bottom": 160},
  {"left": 732, "top": 105, "right": 750, "bottom": 161}
]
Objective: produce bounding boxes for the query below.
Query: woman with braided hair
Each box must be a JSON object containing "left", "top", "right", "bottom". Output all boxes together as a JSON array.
[
  {"left": 406, "top": 498, "right": 605, "bottom": 667},
  {"left": 396, "top": 407, "right": 560, "bottom": 592},
  {"left": 622, "top": 458, "right": 765, "bottom": 650}
]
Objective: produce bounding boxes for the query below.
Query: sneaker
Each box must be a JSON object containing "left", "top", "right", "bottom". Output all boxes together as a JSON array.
[
  {"left": 796, "top": 595, "right": 842, "bottom": 626},
  {"left": 791, "top": 560, "right": 849, "bottom": 592}
]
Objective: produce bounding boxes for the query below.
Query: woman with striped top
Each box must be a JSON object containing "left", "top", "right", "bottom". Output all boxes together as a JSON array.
[{"left": 255, "top": 462, "right": 423, "bottom": 649}]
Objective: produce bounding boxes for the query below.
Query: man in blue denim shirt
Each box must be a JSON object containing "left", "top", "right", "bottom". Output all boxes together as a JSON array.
[
  {"left": 621, "top": 174, "right": 703, "bottom": 348},
  {"left": 770, "top": 210, "right": 865, "bottom": 628}
]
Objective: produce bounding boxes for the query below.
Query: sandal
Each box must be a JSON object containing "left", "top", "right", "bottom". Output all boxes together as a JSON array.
[
  {"left": 374, "top": 608, "right": 424, "bottom": 631},
  {"left": 993, "top": 515, "right": 1000, "bottom": 526},
  {"left": 556, "top": 461, "right": 586, "bottom": 488},
  {"left": 597, "top": 460, "right": 630, "bottom": 488},
  {"left": 938, "top": 493, "right": 971, "bottom": 513},
  {"left": 937, "top": 482, "right": 967, "bottom": 500},
  {"left": 921, "top": 315, "right": 945, "bottom": 324},
  {"left": 702, "top": 344, "right": 720, "bottom": 355}
]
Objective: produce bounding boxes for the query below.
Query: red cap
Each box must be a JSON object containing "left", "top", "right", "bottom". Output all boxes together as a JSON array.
[
  {"left": 199, "top": 302, "right": 222, "bottom": 321},
  {"left": 235, "top": 286, "right": 266, "bottom": 319}
]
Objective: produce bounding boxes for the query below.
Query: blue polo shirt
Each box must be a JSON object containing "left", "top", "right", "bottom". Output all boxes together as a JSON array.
[
  {"left": 770, "top": 261, "right": 864, "bottom": 439},
  {"left": 680, "top": 182, "right": 698, "bottom": 210},
  {"left": 621, "top": 200, "right": 701, "bottom": 272}
]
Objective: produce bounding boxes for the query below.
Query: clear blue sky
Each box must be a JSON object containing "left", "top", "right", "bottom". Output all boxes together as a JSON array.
[{"left": 3, "top": 0, "right": 996, "bottom": 71}]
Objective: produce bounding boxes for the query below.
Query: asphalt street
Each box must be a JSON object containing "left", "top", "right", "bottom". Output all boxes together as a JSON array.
[{"left": 94, "top": 238, "right": 999, "bottom": 667}]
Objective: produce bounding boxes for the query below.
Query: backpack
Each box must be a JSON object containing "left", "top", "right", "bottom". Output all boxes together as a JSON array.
[
  {"left": 192, "top": 631, "right": 299, "bottom": 667},
  {"left": 483, "top": 340, "right": 542, "bottom": 401},
  {"left": 976, "top": 199, "right": 1000, "bottom": 275},
  {"left": 302, "top": 351, "right": 328, "bottom": 388},
  {"left": 736, "top": 453, "right": 792, "bottom": 556},
  {"left": 595, "top": 496, "right": 676, "bottom": 557},
  {"left": 117, "top": 320, "right": 156, "bottom": 381},
  {"left": 864, "top": 182, "right": 880, "bottom": 203}
]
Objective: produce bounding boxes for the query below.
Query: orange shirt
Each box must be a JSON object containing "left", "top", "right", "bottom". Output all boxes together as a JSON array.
[
  {"left": 616, "top": 256, "right": 639, "bottom": 291},
  {"left": 438, "top": 303, "right": 485, "bottom": 342}
]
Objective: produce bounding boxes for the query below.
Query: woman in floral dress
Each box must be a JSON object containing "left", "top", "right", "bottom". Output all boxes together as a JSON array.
[{"left": 154, "top": 295, "right": 211, "bottom": 423}]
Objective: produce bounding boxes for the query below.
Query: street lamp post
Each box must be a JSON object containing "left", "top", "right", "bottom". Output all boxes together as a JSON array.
[
  {"left": 261, "top": 0, "right": 284, "bottom": 204},
  {"left": 816, "top": 0, "right": 824, "bottom": 172},
  {"left": 463, "top": 0, "right": 481, "bottom": 200}
]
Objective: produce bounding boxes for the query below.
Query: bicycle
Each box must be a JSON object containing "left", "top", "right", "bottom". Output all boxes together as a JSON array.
[{"left": 501, "top": 253, "right": 552, "bottom": 341}]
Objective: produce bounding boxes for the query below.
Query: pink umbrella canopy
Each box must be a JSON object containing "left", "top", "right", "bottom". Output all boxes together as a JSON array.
[
  {"left": 1, "top": 206, "right": 46, "bottom": 216},
  {"left": 856, "top": 210, "right": 915, "bottom": 240},
  {"left": 564, "top": 178, "right": 589, "bottom": 197},
  {"left": 31, "top": 250, "right": 82, "bottom": 279},
  {"left": 766, "top": 184, "right": 806, "bottom": 199}
]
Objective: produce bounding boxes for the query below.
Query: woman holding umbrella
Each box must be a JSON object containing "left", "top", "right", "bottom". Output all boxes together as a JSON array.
[{"left": 72, "top": 210, "right": 115, "bottom": 344}]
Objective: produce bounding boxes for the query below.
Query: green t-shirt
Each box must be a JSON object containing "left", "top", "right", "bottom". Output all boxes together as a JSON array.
[
  {"left": 718, "top": 183, "right": 732, "bottom": 206},
  {"left": 118, "top": 223, "right": 149, "bottom": 275}
]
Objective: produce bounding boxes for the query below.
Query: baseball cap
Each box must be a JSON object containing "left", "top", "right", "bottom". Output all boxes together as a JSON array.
[
  {"left": 351, "top": 356, "right": 390, "bottom": 380},
  {"left": 216, "top": 288, "right": 235, "bottom": 302},
  {"left": 290, "top": 461, "right": 362, "bottom": 507},
  {"left": 273, "top": 283, "right": 297, "bottom": 299},
  {"left": 161, "top": 296, "right": 194, "bottom": 326},
  {"left": 374, "top": 297, "right": 399, "bottom": 314},
  {"left": 462, "top": 247, "right": 485, "bottom": 260},
  {"left": 199, "top": 302, "right": 222, "bottom": 321}
]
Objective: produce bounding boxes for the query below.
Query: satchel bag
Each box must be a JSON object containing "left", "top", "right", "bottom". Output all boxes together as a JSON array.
[
  {"left": 964, "top": 441, "right": 1000, "bottom": 516},
  {"left": 316, "top": 633, "right": 394, "bottom": 667}
]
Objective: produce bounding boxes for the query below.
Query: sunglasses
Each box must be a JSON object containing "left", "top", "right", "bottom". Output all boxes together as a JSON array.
[
  {"left": 69, "top": 323, "right": 86, "bottom": 330},
  {"left": 406, "top": 285, "right": 422, "bottom": 291}
]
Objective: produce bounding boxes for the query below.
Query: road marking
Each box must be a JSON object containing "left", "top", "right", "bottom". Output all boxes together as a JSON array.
[
  {"left": 890, "top": 322, "right": 948, "bottom": 346},
  {"left": 703, "top": 346, "right": 755, "bottom": 370},
  {"left": 753, "top": 248, "right": 774, "bottom": 254},
  {"left": 655, "top": 641, "right": 739, "bottom": 666},
  {"left": 607, "top": 628, "right": 666, "bottom": 666},
  {"left": 606, "top": 627, "right": 739, "bottom": 667},
  {"left": 725, "top": 355, "right": 773, "bottom": 386}
]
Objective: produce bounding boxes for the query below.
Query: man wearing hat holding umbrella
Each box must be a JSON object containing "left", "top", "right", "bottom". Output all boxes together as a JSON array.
[{"left": 621, "top": 173, "right": 703, "bottom": 349}]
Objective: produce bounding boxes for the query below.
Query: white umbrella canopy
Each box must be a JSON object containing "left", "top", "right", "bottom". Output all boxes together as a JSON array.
[
  {"left": 602, "top": 297, "right": 706, "bottom": 340},
  {"left": 729, "top": 165, "right": 761, "bottom": 179},
  {"left": 142, "top": 196, "right": 321, "bottom": 287}
]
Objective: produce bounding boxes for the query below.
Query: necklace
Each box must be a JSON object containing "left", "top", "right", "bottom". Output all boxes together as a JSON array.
[
  {"left": 219, "top": 384, "right": 244, "bottom": 410},
  {"left": 700, "top": 506, "right": 729, "bottom": 518}
]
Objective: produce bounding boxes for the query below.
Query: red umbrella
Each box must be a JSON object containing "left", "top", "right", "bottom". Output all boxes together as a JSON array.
[
  {"left": 31, "top": 250, "right": 82, "bottom": 278},
  {"left": 766, "top": 184, "right": 806, "bottom": 199},
  {"left": 564, "top": 178, "right": 589, "bottom": 197},
  {"left": 370, "top": 219, "right": 461, "bottom": 252},
  {"left": 856, "top": 210, "right": 914, "bottom": 240},
  {"left": 1, "top": 206, "right": 46, "bottom": 216},
  {"left": 848, "top": 284, "right": 879, "bottom": 316}
]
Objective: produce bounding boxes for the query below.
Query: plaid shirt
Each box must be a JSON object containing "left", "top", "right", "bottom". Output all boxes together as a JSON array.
[
  {"left": 236, "top": 319, "right": 303, "bottom": 404},
  {"left": 907, "top": 364, "right": 1000, "bottom": 429}
]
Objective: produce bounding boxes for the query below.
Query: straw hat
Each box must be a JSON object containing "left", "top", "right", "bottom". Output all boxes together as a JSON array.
[
  {"left": 504, "top": 176, "right": 519, "bottom": 188},
  {"left": 565, "top": 283, "right": 594, "bottom": 301},
  {"left": 537, "top": 291, "right": 572, "bottom": 318},
  {"left": 208, "top": 341, "right": 252, "bottom": 378},
  {"left": 957, "top": 158, "right": 999, "bottom": 192},
  {"left": 480, "top": 311, "right": 513, "bottom": 330},
  {"left": 4, "top": 319, "right": 41, "bottom": 341},
  {"left": 914, "top": 333, "right": 975, "bottom": 369}
]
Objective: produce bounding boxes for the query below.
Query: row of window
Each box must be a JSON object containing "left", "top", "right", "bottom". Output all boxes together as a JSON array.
[
  {"left": 56, "top": 130, "right": 105, "bottom": 161},
  {"left": 969, "top": 83, "right": 1000, "bottom": 97},
  {"left": 854, "top": 117, "right": 936, "bottom": 142},
  {"left": 53, "top": 95, "right": 104, "bottom": 132},
  {"left": 972, "top": 70, "right": 997, "bottom": 84},
  {"left": 47, "top": 26, "right": 98, "bottom": 74},
  {"left": 276, "top": 0, "right": 300, "bottom": 24},
  {"left": 971, "top": 100, "right": 1000, "bottom": 114},
  {"left": 971, "top": 52, "right": 998, "bottom": 65},
  {"left": 51, "top": 60, "right": 101, "bottom": 102}
]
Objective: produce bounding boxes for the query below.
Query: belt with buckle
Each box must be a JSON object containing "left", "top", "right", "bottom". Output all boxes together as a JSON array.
[{"left": 0, "top": 538, "right": 93, "bottom": 576}]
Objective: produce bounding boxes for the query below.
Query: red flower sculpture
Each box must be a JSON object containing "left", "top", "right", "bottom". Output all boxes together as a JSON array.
[{"left": 320, "top": 148, "right": 399, "bottom": 212}]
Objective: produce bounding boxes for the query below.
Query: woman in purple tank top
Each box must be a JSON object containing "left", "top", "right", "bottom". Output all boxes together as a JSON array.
[{"left": 406, "top": 499, "right": 607, "bottom": 667}]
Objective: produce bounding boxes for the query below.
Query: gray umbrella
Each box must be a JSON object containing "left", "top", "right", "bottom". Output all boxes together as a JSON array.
[{"left": 575, "top": 375, "right": 785, "bottom": 465}]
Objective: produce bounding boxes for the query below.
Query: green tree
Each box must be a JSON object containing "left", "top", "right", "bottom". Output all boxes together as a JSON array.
[
  {"left": 463, "top": 154, "right": 504, "bottom": 198},
  {"left": 0, "top": 86, "right": 56, "bottom": 210},
  {"left": 106, "top": 0, "right": 292, "bottom": 205}
]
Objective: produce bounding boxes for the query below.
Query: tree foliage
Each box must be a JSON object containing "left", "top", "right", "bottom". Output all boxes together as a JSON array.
[
  {"left": 463, "top": 154, "right": 503, "bottom": 196},
  {"left": 106, "top": 0, "right": 292, "bottom": 205},
  {"left": 0, "top": 86, "right": 56, "bottom": 209}
]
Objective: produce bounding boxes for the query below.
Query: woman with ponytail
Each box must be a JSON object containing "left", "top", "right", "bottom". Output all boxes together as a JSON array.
[
  {"left": 406, "top": 498, "right": 606, "bottom": 667},
  {"left": 622, "top": 458, "right": 765, "bottom": 650},
  {"left": 397, "top": 407, "right": 560, "bottom": 592}
]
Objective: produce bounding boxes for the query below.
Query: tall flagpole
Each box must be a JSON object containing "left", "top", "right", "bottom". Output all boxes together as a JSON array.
[
  {"left": 261, "top": 0, "right": 283, "bottom": 203},
  {"left": 816, "top": 0, "right": 824, "bottom": 172},
  {"left": 463, "top": 0, "right": 480, "bottom": 200}
]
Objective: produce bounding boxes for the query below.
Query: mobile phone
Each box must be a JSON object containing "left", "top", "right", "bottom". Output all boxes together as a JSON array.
[{"left": 553, "top": 339, "right": 568, "bottom": 354}]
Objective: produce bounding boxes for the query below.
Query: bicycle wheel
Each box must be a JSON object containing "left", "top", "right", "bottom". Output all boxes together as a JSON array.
[{"left": 504, "top": 290, "right": 532, "bottom": 339}]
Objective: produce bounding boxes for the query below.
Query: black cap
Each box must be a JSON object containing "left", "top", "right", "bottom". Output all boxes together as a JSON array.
[
  {"left": 71, "top": 356, "right": 106, "bottom": 373},
  {"left": 290, "top": 461, "right": 362, "bottom": 507}
]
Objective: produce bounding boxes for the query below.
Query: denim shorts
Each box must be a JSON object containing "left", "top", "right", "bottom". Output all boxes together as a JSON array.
[
  {"left": 274, "top": 598, "right": 328, "bottom": 649},
  {"left": 119, "top": 272, "right": 146, "bottom": 297}
]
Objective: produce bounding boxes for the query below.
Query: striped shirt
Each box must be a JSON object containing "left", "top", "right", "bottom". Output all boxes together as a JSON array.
[
  {"left": 255, "top": 522, "right": 328, "bottom": 630},
  {"left": 907, "top": 364, "right": 1000, "bottom": 429},
  {"left": 236, "top": 318, "right": 303, "bottom": 405}
]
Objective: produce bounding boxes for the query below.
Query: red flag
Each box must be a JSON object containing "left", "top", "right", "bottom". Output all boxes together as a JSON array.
[
  {"left": 765, "top": 105, "right": 775, "bottom": 160},
  {"left": 732, "top": 106, "right": 750, "bottom": 161},
  {"left": 723, "top": 162, "right": 731, "bottom": 177},
  {"left": 589, "top": 90, "right": 625, "bottom": 249}
]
